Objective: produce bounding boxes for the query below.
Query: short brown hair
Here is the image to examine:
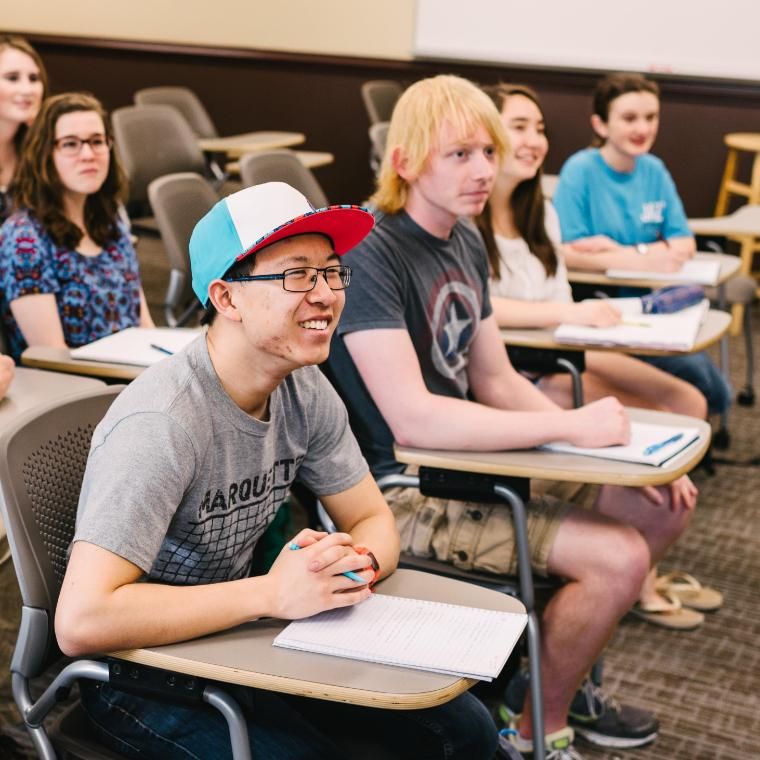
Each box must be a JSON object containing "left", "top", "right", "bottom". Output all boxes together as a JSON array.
[
  {"left": 12, "top": 92, "right": 127, "bottom": 249},
  {"left": 591, "top": 73, "right": 660, "bottom": 145}
]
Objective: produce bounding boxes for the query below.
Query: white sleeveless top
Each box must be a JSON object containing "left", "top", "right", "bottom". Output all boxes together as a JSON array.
[{"left": 488, "top": 202, "right": 572, "bottom": 304}]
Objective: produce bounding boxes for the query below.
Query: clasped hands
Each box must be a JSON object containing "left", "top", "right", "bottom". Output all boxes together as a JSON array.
[{"left": 266, "top": 529, "right": 374, "bottom": 620}]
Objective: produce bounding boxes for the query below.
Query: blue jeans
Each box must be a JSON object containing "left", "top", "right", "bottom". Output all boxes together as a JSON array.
[
  {"left": 638, "top": 351, "right": 732, "bottom": 415},
  {"left": 79, "top": 679, "right": 497, "bottom": 760}
]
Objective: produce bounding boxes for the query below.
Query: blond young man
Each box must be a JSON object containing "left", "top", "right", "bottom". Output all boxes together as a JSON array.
[
  {"left": 56, "top": 183, "right": 498, "bottom": 759},
  {"left": 326, "top": 75, "right": 698, "bottom": 758}
]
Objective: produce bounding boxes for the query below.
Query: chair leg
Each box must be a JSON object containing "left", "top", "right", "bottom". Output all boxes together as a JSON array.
[
  {"left": 714, "top": 148, "right": 737, "bottom": 217},
  {"left": 555, "top": 358, "right": 584, "bottom": 408},
  {"left": 204, "top": 684, "right": 252, "bottom": 760},
  {"left": 738, "top": 300, "right": 756, "bottom": 406},
  {"left": 494, "top": 484, "right": 544, "bottom": 760}
]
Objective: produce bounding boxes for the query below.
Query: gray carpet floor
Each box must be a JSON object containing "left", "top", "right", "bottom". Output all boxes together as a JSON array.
[{"left": 1, "top": 235, "right": 758, "bottom": 759}]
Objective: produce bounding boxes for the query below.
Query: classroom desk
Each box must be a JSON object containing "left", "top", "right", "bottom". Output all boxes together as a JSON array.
[
  {"left": 392, "top": 406, "right": 708, "bottom": 759},
  {"left": 225, "top": 150, "right": 334, "bottom": 177},
  {"left": 0, "top": 368, "right": 105, "bottom": 429},
  {"left": 395, "top": 407, "right": 710, "bottom": 489},
  {"left": 500, "top": 307, "right": 731, "bottom": 357},
  {"left": 110, "top": 569, "right": 525, "bottom": 710},
  {"left": 21, "top": 347, "right": 144, "bottom": 382},
  {"left": 198, "top": 131, "right": 305, "bottom": 159},
  {"left": 566, "top": 251, "right": 740, "bottom": 290}
]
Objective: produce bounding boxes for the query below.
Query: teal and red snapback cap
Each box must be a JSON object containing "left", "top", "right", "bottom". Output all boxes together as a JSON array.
[{"left": 189, "top": 182, "right": 374, "bottom": 305}]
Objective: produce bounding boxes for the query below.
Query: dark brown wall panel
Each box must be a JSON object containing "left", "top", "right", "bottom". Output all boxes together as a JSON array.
[{"left": 21, "top": 33, "right": 760, "bottom": 217}]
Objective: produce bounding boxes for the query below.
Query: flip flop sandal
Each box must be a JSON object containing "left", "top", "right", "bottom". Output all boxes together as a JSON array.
[
  {"left": 655, "top": 571, "right": 723, "bottom": 612},
  {"left": 629, "top": 590, "right": 704, "bottom": 630}
]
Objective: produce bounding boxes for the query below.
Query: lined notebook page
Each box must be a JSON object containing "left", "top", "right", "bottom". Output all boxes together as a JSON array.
[{"left": 273, "top": 594, "right": 527, "bottom": 681}]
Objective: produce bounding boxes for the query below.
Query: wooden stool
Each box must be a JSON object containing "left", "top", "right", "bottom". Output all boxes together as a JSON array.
[
  {"left": 712, "top": 134, "right": 760, "bottom": 317},
  {"left": 715, "top": 133, "right": 760, "bottom": 215}
]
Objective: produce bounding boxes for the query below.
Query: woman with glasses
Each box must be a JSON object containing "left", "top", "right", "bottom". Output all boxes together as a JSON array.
[
  {"left": 0, "top": 92, "right": 153, "bottom": 361},
  {"left": 0, "top": 35, "right": 47, "bottom": 224}
]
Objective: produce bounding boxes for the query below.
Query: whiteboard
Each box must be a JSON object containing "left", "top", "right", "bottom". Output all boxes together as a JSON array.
[{"left": 414, "top": 0, "right": 760, "bottom": 83}]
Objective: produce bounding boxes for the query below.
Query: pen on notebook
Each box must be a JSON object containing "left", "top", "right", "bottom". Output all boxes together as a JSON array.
[
  {"left": 621, "top": 319, "right": 651, "bottom": 328},
  {"left": 288, "top": 542, "right": 367, "bottom": 583},
  {"left": 150, "top": 343, "right": 174, "bottom": 356},
  {"left": 643, "top": 433, "right": 684, "bottom": 456}
]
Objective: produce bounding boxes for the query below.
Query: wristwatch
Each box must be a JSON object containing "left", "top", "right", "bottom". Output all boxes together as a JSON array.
[
  {"left": 354, "top": 546, "right": 380, "bottom": 587},
  {"left": 635, "top": 243, "right": 650, "bottom": 255}
]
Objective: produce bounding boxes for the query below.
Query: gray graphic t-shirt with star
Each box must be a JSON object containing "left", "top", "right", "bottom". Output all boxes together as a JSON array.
[
  {"left": 74, "top": 335, "right": 368, "bottom": 584},
  {"left": 327, "top": 210, "right": 492, "bottom": 478}
]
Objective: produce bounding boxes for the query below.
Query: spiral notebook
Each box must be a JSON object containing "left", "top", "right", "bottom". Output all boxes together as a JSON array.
[{"left": 273, "top": 594, "right": 527, "bottom": 681}]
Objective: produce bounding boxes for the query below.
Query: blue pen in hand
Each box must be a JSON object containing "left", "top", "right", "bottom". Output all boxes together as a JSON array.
[
  {"left": 288, "top": 542, "right": 367, "bottom": 583},
  {"left": 643, "top": 433, "right": 684, "bottom": 456}
]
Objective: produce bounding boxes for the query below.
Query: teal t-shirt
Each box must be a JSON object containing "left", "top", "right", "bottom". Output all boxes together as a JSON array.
[{"left": 553, "top": 148, "right": 691, "bottom": 245}]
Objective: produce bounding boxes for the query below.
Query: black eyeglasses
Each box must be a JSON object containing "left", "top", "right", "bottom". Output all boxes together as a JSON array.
[
  {"left": 224, "top": 265, "right": 351, "bottom": 293},
  {"left": 53, "top": 134, "right": 113, "bottom": 156}
]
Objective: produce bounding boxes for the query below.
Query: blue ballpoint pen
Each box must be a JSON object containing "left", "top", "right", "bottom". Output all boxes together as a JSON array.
[
  {"left": 643, "top": 433, "right": 684, "bottom": 456},
  {"left": 288, "top": 542, "right": 367, "bottom": 583},
  {"left": 150, "top": 343, "right": 174, "bottom": 356}
]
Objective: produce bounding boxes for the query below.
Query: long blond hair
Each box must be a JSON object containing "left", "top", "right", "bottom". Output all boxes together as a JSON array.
[{"left": 371, "top": 74, "right": 508, "bottom": 214}]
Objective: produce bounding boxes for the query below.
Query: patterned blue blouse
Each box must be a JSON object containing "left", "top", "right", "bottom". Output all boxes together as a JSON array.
[{"left": 0, "top": 209, "right": 143, "bottom": 360}]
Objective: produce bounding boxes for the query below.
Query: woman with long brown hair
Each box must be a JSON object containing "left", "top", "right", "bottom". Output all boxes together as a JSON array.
[
  {"left": 476, "top": 83, "right": 719, "bottom": 631},
  {"left": 0, "top": 35, "right": 47, "bottom": 223},
  {"left": 0, "top": 92, "right": 153, "bottom": 360}
]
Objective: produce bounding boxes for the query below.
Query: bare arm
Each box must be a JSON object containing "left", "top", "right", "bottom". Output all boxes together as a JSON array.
[
  {"left": 563, "top": 238, "right": 695, "bottom": 273},
  {"left": 138, "top": 288, "right": 155, "bottom": 328},
  {"left": 9, "top": 294, "right": 67, "bottom": 348},
  {"left": 343, "top": 322, "right": 629, "bottom": 452},
  {"left": 491, "top": 296, "right": 622, "bottom": 329},
  {"left": 0, "top": 355, "right": 14, "bottom": 399},
  {"left": 320, "top": 473, "right": 400, "bottom": 580},
  {"left": 56, "top": 529, "right": 374, "bottom": 656}
]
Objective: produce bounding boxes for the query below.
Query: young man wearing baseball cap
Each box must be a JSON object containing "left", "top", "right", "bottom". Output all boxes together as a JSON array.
[
  {"left": 56, "top": 182, "right": 498, "bottom": 759},
  {"left": 326, "top": 76, "right": 698, "bottom": 758}
]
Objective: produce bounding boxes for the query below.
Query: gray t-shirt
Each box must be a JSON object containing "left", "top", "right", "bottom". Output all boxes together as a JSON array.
[
  {"left": 74, "top": 335, "right": 368, "bottom": 584},
  {"left": 325, "top": 211, "right": 492, "bottom": 477}
]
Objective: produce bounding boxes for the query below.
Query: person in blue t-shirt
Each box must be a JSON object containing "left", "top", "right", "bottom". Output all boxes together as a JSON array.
[{"left": 553, "top": 73, "right": 731, "bottom": 415}]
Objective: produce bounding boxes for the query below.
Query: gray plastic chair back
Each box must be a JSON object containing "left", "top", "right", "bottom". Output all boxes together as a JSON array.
[
  {"left": 0, "top": 386, "right": 124, "bottom": 674},
  {"left": 148, "top": 172, "right": 216, "bottom": 325},
  {"left": 112, "top": 104, "right": 207, "bottom": 206},
  {"left": 239, "top": 150, "right": 329, "bottom": 209},
  {"left": 361, "top": 80, "right": 402, "bottom": 125},
  {"left": 369, "top": 121, "right": 390, "bottom": 173},
  {"left": 134, "top": 86, "right": 218, "bottom": 139}
]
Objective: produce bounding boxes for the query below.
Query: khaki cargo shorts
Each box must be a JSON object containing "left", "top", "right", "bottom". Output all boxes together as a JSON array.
[{"left": 384, "top": 469, "right": 598, "bottom": 576}]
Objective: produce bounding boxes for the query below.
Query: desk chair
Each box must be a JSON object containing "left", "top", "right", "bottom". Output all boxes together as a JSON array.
[
  {"left": 239, "top": 150, "right": 328, "bottom": 209},
  {"left": 369, "top": 121, "right": 389, "bottom": 174},
  {"left": 0, "top": 387, "right": 251, "bottom": 760},
  {"left": 112, "top": 105, "right": 218, "bottom": 232},
  {"left": 148, "top": 172, "right": 216, "bottom": 327},
  {"left": 507, "top": 346, "right": 585, "bottom": 408},
  {"left": 361, "top": 80, "right": 403, "bottom": 126},
  {"left": 714, "top": 133, "right": 760, "bottom": 216},
  {"left": 690, "top": 205, "right": 760, "bottom": 333},
  {"left": 134, "top": 86, "right": 217, "bottom": 139}
]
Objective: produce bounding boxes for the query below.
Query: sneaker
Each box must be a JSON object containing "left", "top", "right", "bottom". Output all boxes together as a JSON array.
[
  {"left": 568, "top": 678, "right": 658, "bottom": 748},
  {"left": 501, "top": 723, "right": 585, "bottom": 759}
]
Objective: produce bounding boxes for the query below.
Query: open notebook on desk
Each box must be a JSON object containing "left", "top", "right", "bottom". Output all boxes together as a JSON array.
[
  {"left": 605, "top": 258, "right": 721, "bottom": 286},
  {"left": 274, "top": 593, "right": 526, "bottom": 681},
  {"left": 554, "top": 298, "right": 709, "bottom": 351},
  {"left": 70, "top": 327, "right": 201, "bottom": 366},
  {"left": 543, "top": 421, "right": 701, "bottom": 466}
]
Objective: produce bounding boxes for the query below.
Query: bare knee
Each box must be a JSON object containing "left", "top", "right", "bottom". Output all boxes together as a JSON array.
[{"left": 585, "top": 526, "right": 650, "bottom": 603}]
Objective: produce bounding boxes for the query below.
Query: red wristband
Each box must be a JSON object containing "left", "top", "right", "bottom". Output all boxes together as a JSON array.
[{"left": 354, "top": 546, "right": 380, "bottom": 587}]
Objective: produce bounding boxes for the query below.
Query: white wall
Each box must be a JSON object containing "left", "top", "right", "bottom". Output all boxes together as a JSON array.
[{"left": 5, "top": 0, "right": 415, "bottom": 60}]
